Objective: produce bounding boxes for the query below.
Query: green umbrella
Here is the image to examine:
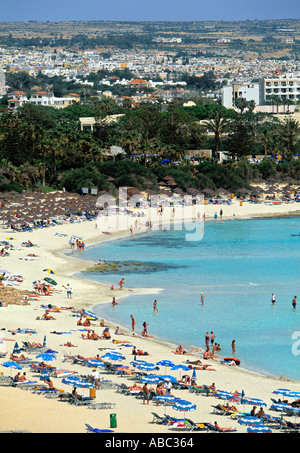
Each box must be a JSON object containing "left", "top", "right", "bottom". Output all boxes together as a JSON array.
[{"left": 44, "top": 277, "right": 57, "bottom": 286}]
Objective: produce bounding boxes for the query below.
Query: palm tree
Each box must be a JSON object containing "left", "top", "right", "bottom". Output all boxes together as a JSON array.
[
  {"left": 119, "top": 131, "right": 142, "bottom": 160},
  {"left": 276, "top": 118, "right": 300, "bottom": 160},
  {"left": 201, "top": 111, "right": 232, "bottom": 157},
  {"left": 235, "top": 97, "right": 248, "bottom": 114}
]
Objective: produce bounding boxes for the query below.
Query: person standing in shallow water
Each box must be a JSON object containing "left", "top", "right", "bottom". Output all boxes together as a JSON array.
[
  {"left": 271, "top": 293, "right": 276, "bottom": 305},
  {"left": 130, "top": 315, "right": 135, "bottom": 332},
  {"left": 153, "top": 300, "right": 158, "bottom": 313},
  {"left": 232, "top": 340, "right": 236, "bottom": 355},
  {"left": 292, "top": 296, "right": 297, "bottom": 309}
]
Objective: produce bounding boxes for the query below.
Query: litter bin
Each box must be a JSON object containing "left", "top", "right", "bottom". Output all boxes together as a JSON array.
[
  {"left": 89, "top": 387, "right": 96, "bottom": 398},
  {"left": 110, "top": 413, "right": 117, "bottom": 428}
]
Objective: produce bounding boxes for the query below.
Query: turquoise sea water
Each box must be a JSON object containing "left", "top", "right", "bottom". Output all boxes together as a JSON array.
[{"left": 76, "top": 217, "right": 300, "bottom": 380}]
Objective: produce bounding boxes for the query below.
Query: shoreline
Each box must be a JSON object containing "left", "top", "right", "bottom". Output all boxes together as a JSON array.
[
  {"left": 1, "top": 200, "right": 300, "bottom": 432},
  {"left": 58, "top": 204, "right": 300, "bottom": 383}
]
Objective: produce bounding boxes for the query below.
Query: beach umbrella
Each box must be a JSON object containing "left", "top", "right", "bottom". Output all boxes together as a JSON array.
[
  {"left": 156, "top": 360, "right": 175, "bottom": 373},
  {"left": 170, "top": 364, "right": 190, "bottom": 372},
  {"left": 242, "top": 397, "right": 267, "bottom": 407},
  {"left": 283, "top": 391, "right": 300, "bottom": 399},
  {"left": 6, "top": 237, "right": 17, "bottom": 241},
  {"left": 43, "top": 269, "right": 56, "bottom": 274},
  {"left": 3, "top": 360, "right": 22, "bottom": 370},
  {"left": 101, "top": 352, "right": 125, "bottom": 362},
  {"left": 140, "top": 375, "right": 161, "bottom": 384},
  {"left": 170, "top": 363, "right": 190, "bottom": 380},
  {"left": 160, "top": 375, "right": 178, "bottom": 384},
  {"left": 44, "top": 278, "right": 57, "bottom": 286},
  {"left": 2, "top": 360, "right": 22, "bottom": 375},
  {"left": 83, "top": 310, "right": 98, "bottom": 320},
  {"left": 173, "top": 400, "right": 196, "bottom": 417},
  {"left": 136, "top": 363, "right": 158, "bottom": 372},
  {"left": 214, "top": 390, "right": 236, "bottom": 400},
  {"left": 13, "top": 342, "right": 21, "bottom": 355},
  {"left": 154, "top": 395, "right": 177, "bottom": 404},
  {"left": 0, "top": 270, "right": 10, "bottom": 274},
  {"left": 270, "top": 403, "right": 293, "bottom": 412},
  {"left": 192, "top": 367, "right": 197, "bottom": 383},
  {"left": 75, "top": 380, "right": 94, "bottom": 389},
  {"left": 43, "top": 336, "right": 47, "bottom": 348},
  {"left": 86, "top": 360, "right": 106, "bottom": 368},
  {"left": 156, "top": 360, "right": 175, "bottom": 367},
  {"left": 238, "top": 416, "right": 262, "bottom": 426},
  {"left": 153, "top": 395, "right": 178, "bottom": 414},
  {"left": 273, "top": 388, "right": 291, "bottom": 396},
  {"left": 62, "top": 376, "right": 81, "bottom": 385},
  {"left": 130, "top": 360, "right": 148, "bottom": 367},
  {"left": 36, "top": 353, "right": 57, "bottom": 362},
  {"left": 247, "top": 425, "right": 272, "bottom": 433}
]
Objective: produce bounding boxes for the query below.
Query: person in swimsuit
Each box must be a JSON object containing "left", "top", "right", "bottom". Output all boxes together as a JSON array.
[
  {"left": 292, "top": 296, "right": 297, "bottom": 309},
  {"left": 153, "top": 300, "right": 158, "bottom": 313},
  {"left": 130, "top": 315, "right": 135, "bottom": 332},
  {"left": 231, "top": 339, "right": 236, "bottom": 354}
]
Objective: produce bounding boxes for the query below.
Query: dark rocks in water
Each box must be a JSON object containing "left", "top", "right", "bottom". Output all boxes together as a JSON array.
[{"left": 83, "top": 260, "right": 173, "bottom": 275}]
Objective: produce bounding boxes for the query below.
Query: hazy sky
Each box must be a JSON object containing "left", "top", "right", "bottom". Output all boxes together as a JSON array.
[{"left": 1, "top": 0, "right": 299, "bottom": 22}]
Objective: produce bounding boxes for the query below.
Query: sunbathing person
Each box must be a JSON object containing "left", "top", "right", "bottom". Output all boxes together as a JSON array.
[
  {"left": 102, "top": 328, "right": 111, "bottom": 340},
  {"left": 46, "top": 378, "right": 54, "bottom": 389},
  {"left": 41, "top": 310, "right": 56, "bottom": 320},
  {"left": 63, "top": 342, "right": 77, "bottom": 347},
  {"left": 19, "top": 372, "right": 27, "bottom": 382},
  {"left": 137, "top": 349, "right": 149, "bottom": 356},
  {"left": 72, "top": 386, "right": 82, "bottom": 400},
  {"left": 175, "top": 344, "right": 187, "bottom": 354},
  {"left": 214, "top": 421, "right": 236, "bottom": 432},
  {"left": 27, "top": 341, "right": 43, "bottom": 348},
  {"left": 90, "top": 330, "right": 101, "bottom": 340},
  {"left": 186, "top": 359, "right": 203, "bottom": 365},
  {"left": 13, "top": 372, "right": 21, "bottom": 382},
  {"left": 10, "top": 353, "right": 28, "bottom": 362}
]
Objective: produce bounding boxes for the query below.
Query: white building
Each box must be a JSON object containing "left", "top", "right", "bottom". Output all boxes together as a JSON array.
[
  {"left": 29, "top": 90, "right": 80, "bottom": 108},
  {"left": 0, "top": 70, "right": 7, "bottom": 98},
  {"left": 259, "top": 75, "right": 300, "bottom": 104},
  {"left": 222, "top": 82, "right": 260, "bottom": 108}
]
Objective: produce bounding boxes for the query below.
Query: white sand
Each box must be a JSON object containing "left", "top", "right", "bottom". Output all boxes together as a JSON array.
[{"left": 0, "top": 199, "right": 300, "bottom": 433}]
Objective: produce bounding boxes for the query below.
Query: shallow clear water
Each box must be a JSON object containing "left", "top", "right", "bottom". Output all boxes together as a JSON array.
[{"left": 76, "top": 217, "right": 300, "bottom": 380}]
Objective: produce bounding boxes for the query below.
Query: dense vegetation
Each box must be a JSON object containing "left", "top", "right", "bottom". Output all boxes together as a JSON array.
[{"left": 0, "top": 99, "right": 299, "bottom": 195}]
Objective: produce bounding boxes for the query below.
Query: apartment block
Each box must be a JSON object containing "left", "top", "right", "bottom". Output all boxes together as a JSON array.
[{"left": 259, "top": 75, "right": 300, "bottom": 104}]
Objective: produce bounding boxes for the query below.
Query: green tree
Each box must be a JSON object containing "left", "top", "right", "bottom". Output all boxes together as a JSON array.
[
  {"left": 276, "top": 118, "right": 300, "bottom": 160},
  {"left": 200, "top": 110, "right": 232, "bottom": 157}
]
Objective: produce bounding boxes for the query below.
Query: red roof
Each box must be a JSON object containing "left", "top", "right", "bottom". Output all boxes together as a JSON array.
[{"left": 128, "top": 79, "right": 149, "bottom": 84}]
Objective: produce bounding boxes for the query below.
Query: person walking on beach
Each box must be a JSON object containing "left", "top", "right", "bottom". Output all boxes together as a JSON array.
[
  {"left": 271, "top": 293, "right": 276, "bottom": 305},
  {"left": 119, "top": 278, "right": 124, "bottom": 290},
  {"left": 63, "top": 284, "right": 72, "bottom": 299},
  {"left": 153, "top": 300, "right": 158, "bottom": 313},
  {"left": 143, "top": 383, "right": 149, "bottom": 405},
  {"left": 130, "top": 315, "right": 135, "bottom": 332},
  {"left": 292, "top": 296, "right": 297, "bottom": 309}
]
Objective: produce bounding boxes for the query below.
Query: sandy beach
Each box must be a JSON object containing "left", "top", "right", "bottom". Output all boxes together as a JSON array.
[{"left": 1, "top": 199, "right": 300, "bottom": 433}]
